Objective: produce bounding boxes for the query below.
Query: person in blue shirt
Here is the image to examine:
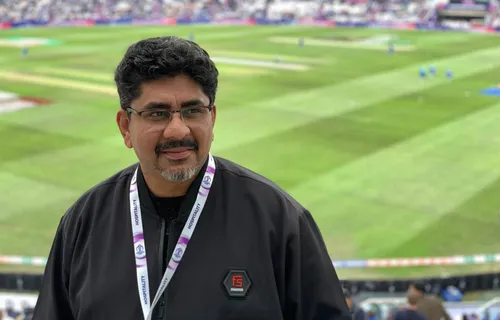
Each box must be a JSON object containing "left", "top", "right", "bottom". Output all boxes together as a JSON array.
[
  {"left": 5, "top": 299, "right": 22, "bottom": 319},
  {"left": 429, "top": 65, "right": 436, "bottom": 76},
  {"left": 388, "top": 41, "right": 395, "bottom": 55},
  {"left": 343, "top": 288, "right": 366, "bottom": 320},
  {"left": 446, "top": 69, "right": 453, "bottom": 80},
  {"left": 419, "top": 67, "right": 427, "bottom": 79},
  {"left": 394, "top": 295, "right": 427, "bottom": 320},
  {"left": 21, "top": 46, "right": 29, "bottom": 57}
]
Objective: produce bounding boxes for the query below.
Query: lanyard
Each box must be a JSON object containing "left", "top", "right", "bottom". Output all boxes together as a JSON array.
[{"left": 129, "top": 154, "right": 216, "bottom": 320}]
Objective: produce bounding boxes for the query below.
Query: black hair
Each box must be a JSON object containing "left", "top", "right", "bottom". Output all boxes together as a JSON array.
[
  {"left": 411, "top": 281, "right": 426, "bottom": 293},
  {"left": 114, "top": 36, "right": 219, "bottom": 110}
]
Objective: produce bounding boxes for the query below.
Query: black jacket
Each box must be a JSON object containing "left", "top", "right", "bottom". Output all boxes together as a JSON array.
[{"left": 33, "top": 156, "right": 350, "bottom": 320}]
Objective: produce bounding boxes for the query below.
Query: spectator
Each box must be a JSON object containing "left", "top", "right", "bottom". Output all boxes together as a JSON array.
[
  {"left": 389, "top": 305, "right": 406, "bottom": 320},
  {"left": 343, "top": 288, "right": 366, "bottom": 320},
  {"left": 0, "top": 0, "right": 432, "bottom": 24},
  {"left": 407, "top": 282, "right": 452, "bottom": 320},
  {"left": 367, "top": 310, "right": 377, "bottom": 320},
  {"left": 394, "top": 294, "right": 427, "bottom": 320},
  {"left": 4, "top": 300, "right": 20, "bottom": 320},
  {"left": 21, "top": 300, "right": 34, "bottom": 320}
]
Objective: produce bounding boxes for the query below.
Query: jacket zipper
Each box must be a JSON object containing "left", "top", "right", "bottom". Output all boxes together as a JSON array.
[{"left": 156, "top": 219, "right": 165, "bottom": 320}]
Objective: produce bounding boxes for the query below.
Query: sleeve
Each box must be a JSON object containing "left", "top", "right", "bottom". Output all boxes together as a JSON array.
[
  {"left": 283, "top": 209, "right": 351, "bottom": 320},
  {"left": 32, "top": 214, "right": 75, "bottom": 320}
]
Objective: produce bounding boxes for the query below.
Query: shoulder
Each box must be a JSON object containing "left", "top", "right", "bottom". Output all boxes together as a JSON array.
[
  {"left": 412, "top": 310, "right": 427, "bottom": 320},
  {"left": 396, "top": 310, "right": 420, "bottom": 320},
  {"left": 214, "top": 156, "right": 308, "bottom": 221},
  {"left": 425, "top": 296, "right": 443, "bottom": 306},
  {"left": 393, "top": 310, "right": 403, "bottom": 320}
]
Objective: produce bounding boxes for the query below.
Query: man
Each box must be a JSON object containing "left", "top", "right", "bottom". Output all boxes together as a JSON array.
[
  {"left": 32, "top": 36, "right": 350, "bottom": 320},
  {"left": 408, "top": 282, "right": 451, "bottom": 320},
  {"left": 446, "top": 69, "right": 453, "bottom": 80},
  {"left": 429, "top": 65, "right": 436, "bottom": 77},
  {"left": 4, "top": 300, "right": 21, "bottom": 320},
  {"left": 419, "top": 66, "right": 427, "bottom": 79},
  {"left": 343, "top": 288, "right": 365, "bottom": 320},
  {"left": 387, "top": 41, "right": 394, "bottom": 55},
  {"left": 394, "top": 294, "right": 427, "bottom": 320}
]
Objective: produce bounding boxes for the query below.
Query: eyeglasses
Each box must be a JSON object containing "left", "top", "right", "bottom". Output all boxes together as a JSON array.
[{"left": 126, "top": 105, "right": 213, "bottom": 128}]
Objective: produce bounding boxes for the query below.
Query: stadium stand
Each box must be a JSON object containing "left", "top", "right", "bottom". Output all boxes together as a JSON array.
[
  {"left": 1, "top": 0, "right": 498, "bottom": 28},
  {"left": 0, "top": 0, "right": 447, "bottom": 24}
]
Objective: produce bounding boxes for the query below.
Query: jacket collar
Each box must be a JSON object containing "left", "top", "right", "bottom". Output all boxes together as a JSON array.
[{"left": 136, "top": 157, "right": 209, "bottom": 222}]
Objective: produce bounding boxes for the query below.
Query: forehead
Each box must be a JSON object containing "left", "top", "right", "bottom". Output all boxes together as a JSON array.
[{"left": 132, "top": 74, "right": 209, "bottom": 109}]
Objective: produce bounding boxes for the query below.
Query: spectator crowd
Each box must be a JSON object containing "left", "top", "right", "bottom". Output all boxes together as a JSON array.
[
  {"left": 0, "top": 299, "right": 34, "bottom": 320},
  {"left": 1, "top": 0, "right": 497, "bottom": 26},
  {"left": 2, "top": 281, "right": 500, "bottom": 320},
  {"left": 344, "top": 282, "right": 500, "bottom": 320}
]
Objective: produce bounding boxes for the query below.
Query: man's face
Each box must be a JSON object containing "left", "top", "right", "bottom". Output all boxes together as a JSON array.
[{"left": 117, "top": 74, "right": 216, "bottom": 182}]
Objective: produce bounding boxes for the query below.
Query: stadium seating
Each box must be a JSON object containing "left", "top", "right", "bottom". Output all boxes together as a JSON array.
[{"left": 0, "top": 0, "right": 431, "bottom": 24}]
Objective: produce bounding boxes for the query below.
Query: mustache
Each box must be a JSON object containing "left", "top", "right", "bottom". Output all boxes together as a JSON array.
[{"left": 155, "top": 139, "right": 198, "bottom": 153}]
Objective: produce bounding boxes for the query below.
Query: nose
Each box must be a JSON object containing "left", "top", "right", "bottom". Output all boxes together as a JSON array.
[{"left": 162, "top": 112, "right": 190, "bottom": 140}]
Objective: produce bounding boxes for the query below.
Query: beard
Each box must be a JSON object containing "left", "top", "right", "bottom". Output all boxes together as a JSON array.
[
  {"left": 153, "top": 138, "right": 202, "bottom": 182},
  {"left": 156, "top": 165, "right": 199, "bottom": 182}
]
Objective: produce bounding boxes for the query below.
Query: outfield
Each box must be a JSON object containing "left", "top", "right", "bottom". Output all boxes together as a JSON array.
[{"left": 0, "top": 25, "right": 500, "bottom": 279}]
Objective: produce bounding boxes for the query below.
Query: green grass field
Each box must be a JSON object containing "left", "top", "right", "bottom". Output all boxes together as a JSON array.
[{"left": 1, "top": 25, "right": 500, "bottom": 279}]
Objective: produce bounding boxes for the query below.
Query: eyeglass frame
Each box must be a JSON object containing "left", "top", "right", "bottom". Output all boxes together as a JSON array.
[{"left": 125, "top": 105, "right": 214, "bottom": 126}]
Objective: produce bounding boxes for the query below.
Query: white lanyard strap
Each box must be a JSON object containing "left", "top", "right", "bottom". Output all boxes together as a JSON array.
[{"left": 129, "top": 154, "right": 216, "bottom": 320}]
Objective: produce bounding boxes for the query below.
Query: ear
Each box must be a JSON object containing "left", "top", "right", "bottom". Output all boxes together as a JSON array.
[
  {"left": 116, "top": 109, "right": 133, "bottom": 149},
  {"left": 211, "top": 104, "right": 217, "bottom": 127}
]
